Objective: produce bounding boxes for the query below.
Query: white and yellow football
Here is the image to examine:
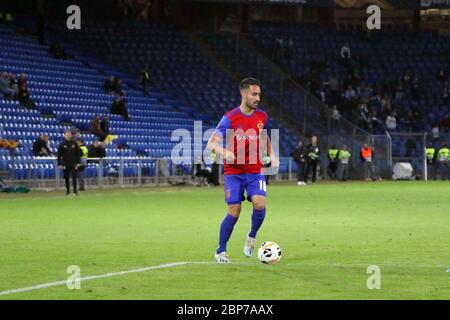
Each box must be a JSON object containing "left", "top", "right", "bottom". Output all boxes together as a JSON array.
[{"left": 258, "top": 241, "right": 282, "bottom": 264}]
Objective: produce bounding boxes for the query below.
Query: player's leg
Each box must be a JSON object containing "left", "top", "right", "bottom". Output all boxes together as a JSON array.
[
  {"left": 215, "top": 175, "right": 244, "bottom": 263},
  {"left": 304, "top": 162, "right": 310, "bottom": 183},
  {"left": 71, "top": 167, "right": 78, "bottom": 195},
  {"left": 216, "top": 204, "right": 241, "bottom": 263},
  {"left": 63, "top": 168, "right": 70, "bottom": 195},
  {"left": 311, "top": 162, "right": 317, "bottom": 183},
  {"left": 364, "top": 162, "right": 369, "bottom": 181},
  {"left": 244, "top": 175, "right": 267, "bottom": 257},
  {"left": 343, "top": 164, "right": 348, "bottom": 181},
  {"left": 300, "top": 162, "right": 306, "bottom": 185}
]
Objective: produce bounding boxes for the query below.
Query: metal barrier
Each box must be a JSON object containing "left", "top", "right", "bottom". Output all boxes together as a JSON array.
[{"left": 4, "top": 157, "right": 303, "bottom": 190}]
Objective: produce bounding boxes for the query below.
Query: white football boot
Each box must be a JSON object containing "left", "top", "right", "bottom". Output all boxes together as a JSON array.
[
  {"left": 243, "top": 235, "right": 256, "bottom": 258},
  {"left": 215, "top": 251, "right": 230, "bottom": 263}
]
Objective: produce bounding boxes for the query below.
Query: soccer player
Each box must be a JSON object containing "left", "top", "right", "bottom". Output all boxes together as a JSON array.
[{"left": 207, "top": 78, "right": 279, "bottom": 263}]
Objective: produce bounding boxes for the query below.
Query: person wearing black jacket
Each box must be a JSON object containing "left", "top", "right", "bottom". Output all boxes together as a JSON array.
[
  {"left": 33, "top": 135, "right": 52, "bottom": 156},
  {"left": 57, "top": 130, "right": 81, "bottom": 196},
  {"left": 111, "top": 94, "right": 130, "bottom": 121},
  {"left": 291, "top": 140, "right": 307, "bottom": 186},
  {"left": 304, "top": 136, "right": 320, "bottom": 184},
  {"left": 87, "top": 140, "right": 106, "bottom": 163},
  {"left": 100, "top": 116, "right": 110, "bottom": 139}
]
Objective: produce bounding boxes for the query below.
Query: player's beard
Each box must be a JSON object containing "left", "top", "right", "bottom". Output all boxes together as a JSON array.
[{"left": 247, "top": 100, "right": 258, "bottom": 110}]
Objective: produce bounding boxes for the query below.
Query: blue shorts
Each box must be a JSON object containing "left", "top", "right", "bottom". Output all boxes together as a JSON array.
[{"left": 224, "top": 174, "right": 267, "bottom": 205}]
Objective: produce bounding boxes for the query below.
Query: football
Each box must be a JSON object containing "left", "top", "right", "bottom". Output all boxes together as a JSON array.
[{"left": 257, "top": 241, "right": 282, "bottom": 264}]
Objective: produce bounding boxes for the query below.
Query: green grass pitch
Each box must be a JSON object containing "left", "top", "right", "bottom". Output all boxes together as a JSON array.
[{"left": 1, "top": 181, "right": 450, "bottom": 300}]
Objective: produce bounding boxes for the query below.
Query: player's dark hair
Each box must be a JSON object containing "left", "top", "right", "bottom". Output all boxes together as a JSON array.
[{"left": 239, "top": 77, "right": 260, "bottom": 91}]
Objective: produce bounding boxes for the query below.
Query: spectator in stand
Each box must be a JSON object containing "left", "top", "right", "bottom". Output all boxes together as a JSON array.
[
  {"left": 50, "top": 42, "right": 67, "bottom": 59},
  {"left": 111, "top": 93, "right": 130, "bottom": 121},
  {"left": 0, "top": 12, "right": 14, "bottom": 24},
  {"left": 394, "top": 84, "right": 404, "bottom": 104},
  {"left": 104, "top": 75, "right": 116, "bottom": 95},
  {"left": 439, "top": 114, "right": 450, "bottom": 130},
  {"left": 0, "top": 138, "right": 20, "bottom": 156},
  {"left": 340, "top": 43, "right": 352, "bottom": 71},
  {"left": 318, "top": 86, "right": 326, "bottom": 104},
  {"left": 369, "top": 109, "right": 381, "bottom": 133},
  {"left": 340, "top": 43, "right": 351, "bottom": 60},
  {"left": 436, "top": 68, "right": 448, "bottom": 83},
  {"left": 18, "top": 82, "right": 36, "bottom": 109},
  {"left": 404, "top": 110, "right": 414, "bottom": 132},
  {"left": 380, "top": 95, "right": 391, "bottom": 117},
  {"left": 137, "top": 0, "right": 152, "bottom": 21},
  {"left": 344, "top": 85, "right": 356, "bottom": 101},
  {"left": 285, "top": 37, "right": 294, "bottom": 61},
  {"left": 386, "top": 113, "right": 397, "bottom": 131},
  {"left": 33, "top": 135, "right": 52, "bottom": 156},
  {"left": 324, "top": 75, "right": 339, "bottom": 106},
  {"left": 91, "top": 115, "right": 104, "bottom": 140},
  {"left": 331, "top": 105, "right": 341, "bottom": 121},
  {"left": 100, "top": 116, "right": 110, "bottom": 139},
  {"left": 442, "top": 86, "right": 449, "bottom": 106},
  {"left": 8, "top": 73, "right": 18, "bottom": 95},
  {"left": 357, "top": 101, "right": 369, "bottom": 131},
  {"left": 101, "top": 115, "right": 118, "bottom": 144},
  {"left": 411, "top": 79, "right": 421, "bottom": 102},
  {"left": 403, "top": 70, "right": 412, "bottom": 89},
  {"left": 275, "top": 37, "right": 284, "bottom": 60},
  {"left": 432, "top": 124, "right": 440, "bottom": 142},
  {"left": 119, "top": 0, "right": 138, "bottom": 19},
  {"left": 141, "top": 66, "right": 151, "bottom": 97},
  {"left": 0, "top": 72, "right": 16, "bottom": 99},
  {"left": 17, "top": 73, "right": 27, "bottom": 87},
  {"left": 113, "top": 77, "right": 123, "bottom": 95},
  {"left": 411, "top": 103, "right": 421, "bottom": 130},
  {"left": 88, "top": 140, "right": 106, "bottom": 163},
  {"left": 360, "top": 82, "right": 373, "bottom": 100}
]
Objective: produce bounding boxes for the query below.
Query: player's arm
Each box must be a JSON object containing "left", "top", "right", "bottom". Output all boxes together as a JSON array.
[
  {"left": 207, "top": 134, "right": 235, "bottom": 162},
  {"left": 207, "top": 116, "right": 235, "bottom": 162},
  {"left": 261, "top": 116, "right": 279, "bottom": 167},
  {"left": 265, "top": 134, "right": 279, "bottom": 168}
]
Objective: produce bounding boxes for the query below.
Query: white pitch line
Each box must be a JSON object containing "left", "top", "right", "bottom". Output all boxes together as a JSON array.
[{"left": 0, "top": 261, "right": 250, "bottom": 297}]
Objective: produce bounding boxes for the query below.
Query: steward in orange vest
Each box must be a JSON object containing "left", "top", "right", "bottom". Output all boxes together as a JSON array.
[{"left": 360, "top": 143, "right": 375, "bottom": 181}]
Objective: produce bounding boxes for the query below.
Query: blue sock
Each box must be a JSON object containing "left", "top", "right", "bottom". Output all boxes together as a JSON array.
[
  {"left": 217, "top": 214, "right": 238, "bottom": 254},
  {"left": 249, "top": 208, "right": 266, "bottom": 238}
]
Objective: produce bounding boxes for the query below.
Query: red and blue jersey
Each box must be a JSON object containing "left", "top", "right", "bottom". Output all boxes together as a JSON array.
[{"left": 214, "top": 107, "right": 269, "bottom": 175}]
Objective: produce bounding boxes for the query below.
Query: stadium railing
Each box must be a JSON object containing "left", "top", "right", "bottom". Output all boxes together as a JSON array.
[{"left": 3, "top": 156, "right": 300, "bottom": 190}]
